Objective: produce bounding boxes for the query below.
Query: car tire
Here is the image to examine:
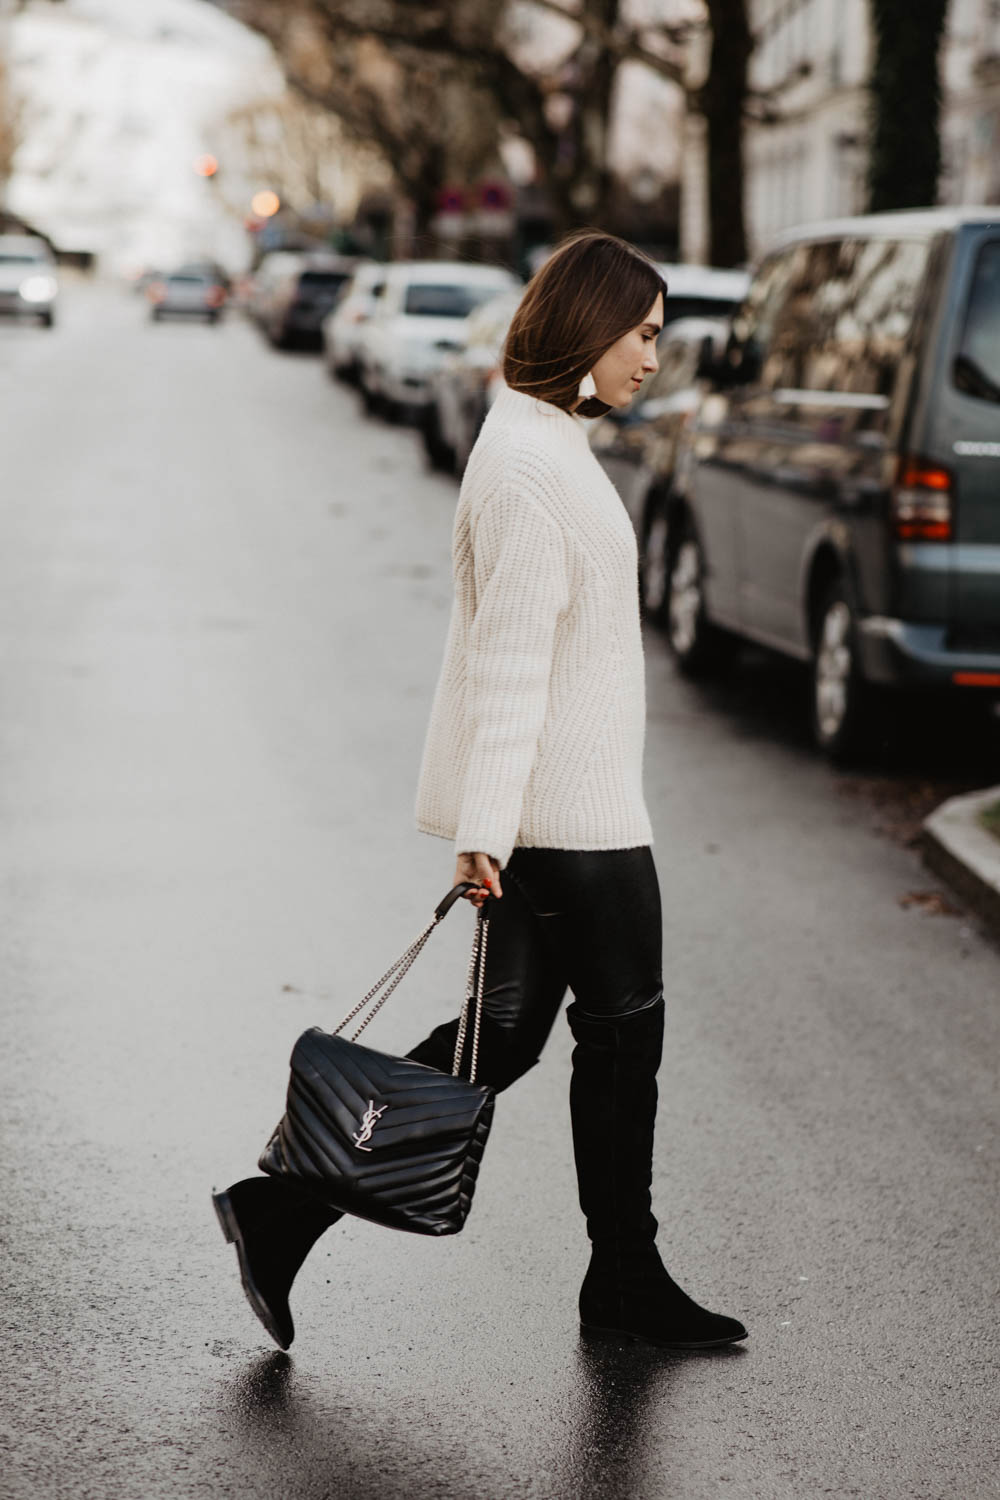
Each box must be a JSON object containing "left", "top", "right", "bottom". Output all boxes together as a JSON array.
[
  {"left": 665, "top": 517, "right": 733, "bottom": 675},
  {"left": 810, "top": 579, "right": 877, "bottom": 761},
  {"left": 360, "top": 379, "right": 380, "bottom": 416},
  {"left": 422, "top": 402, "right": 455, "bottom": 472},
  {"left": 40, "top": 310, "right": 55, "bottom": 328}
]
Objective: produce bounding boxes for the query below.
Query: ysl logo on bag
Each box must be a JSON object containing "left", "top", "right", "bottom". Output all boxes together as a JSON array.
[{"left": 352, "top": 1099, "right": 388, "bottom": 1151}]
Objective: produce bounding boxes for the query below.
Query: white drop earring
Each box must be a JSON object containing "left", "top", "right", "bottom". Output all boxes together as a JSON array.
[{"left": 578, "top": 370, "right": 597, "bottom": 401}]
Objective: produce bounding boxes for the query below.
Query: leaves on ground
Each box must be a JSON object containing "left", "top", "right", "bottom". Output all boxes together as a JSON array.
[{"left": 898, "top": 889, "right": 963, "bottom": 917}]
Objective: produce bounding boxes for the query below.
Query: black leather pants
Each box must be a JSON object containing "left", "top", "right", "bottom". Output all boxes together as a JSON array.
[{"left": 407, "top": 847, "right": 663, "bottom": 1091}]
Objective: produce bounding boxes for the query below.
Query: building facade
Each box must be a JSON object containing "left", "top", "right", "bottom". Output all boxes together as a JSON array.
[{"left": 681, "top": 0, "right": 1000, "bottom": 267}]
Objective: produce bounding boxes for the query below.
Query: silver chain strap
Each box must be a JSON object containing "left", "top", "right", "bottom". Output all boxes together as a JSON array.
[
  {"left": 332, "top": 903, "right": 490, "bottom": 1079},
  {"left": 333, "top": 919, "right": 438, "bottom": 1042},
  {"left": 452, "top": 910, "right": 489, "bottom": 1083}
]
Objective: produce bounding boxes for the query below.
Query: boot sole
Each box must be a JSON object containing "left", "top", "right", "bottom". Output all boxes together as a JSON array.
[
  {"left": 581, "top": 1320, "right": 748, "bottom": 1351},
  {"left": 212, "top": 1190, "right": 293, "bottom": 1351}
]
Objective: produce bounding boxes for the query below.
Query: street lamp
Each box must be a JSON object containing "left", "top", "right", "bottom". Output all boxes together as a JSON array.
[{"left": 250, "top": 190, "right": 280, "bottom": 218}]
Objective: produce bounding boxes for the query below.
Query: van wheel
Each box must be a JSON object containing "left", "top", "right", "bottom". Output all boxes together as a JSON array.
[
  {"left": 666, "top": 520, "right": 732, "bottom": 675},
  {"left": 811, "top": 581, "right": 874, "bottom": 760}
]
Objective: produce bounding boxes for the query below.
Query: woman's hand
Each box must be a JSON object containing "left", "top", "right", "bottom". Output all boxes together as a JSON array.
[{"left": 454, "top": 852, "right": 502, "bottom": 907}]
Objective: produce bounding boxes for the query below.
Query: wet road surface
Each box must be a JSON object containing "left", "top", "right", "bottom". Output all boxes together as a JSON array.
[{"left": 1, "top": 283, "right": 997, "bottom": 1499}]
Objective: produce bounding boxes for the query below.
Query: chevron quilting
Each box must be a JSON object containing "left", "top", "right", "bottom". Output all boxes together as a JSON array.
[{"left": 258, "top": 1028, "right": 495, "bottom": 1235}]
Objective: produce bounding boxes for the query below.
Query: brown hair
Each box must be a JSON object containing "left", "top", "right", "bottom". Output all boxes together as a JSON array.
[{"left": 503, "top": 230, "right": 668, "bottom": 416}]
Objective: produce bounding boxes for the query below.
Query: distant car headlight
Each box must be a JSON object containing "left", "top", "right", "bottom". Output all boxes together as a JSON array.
[{"left": 19, "top": 274, "right": 57, "bottom": 303}]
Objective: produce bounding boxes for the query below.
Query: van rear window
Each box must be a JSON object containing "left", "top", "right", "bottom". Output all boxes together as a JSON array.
[{"left": 954, "top": 240, "right": 1000, "bottom": 404}]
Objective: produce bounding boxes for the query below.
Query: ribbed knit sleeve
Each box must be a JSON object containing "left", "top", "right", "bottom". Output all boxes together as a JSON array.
[{"left": 453, "top": 483, "right": 569, "bottom": 867}]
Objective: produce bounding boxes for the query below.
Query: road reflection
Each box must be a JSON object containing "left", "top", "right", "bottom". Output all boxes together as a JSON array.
[
  {"left": 227, "top": 1351, "right": 295, "bottom": 1435},
  {"left": 558, "top": 1334, "right": 746, "bottom": 1498}
]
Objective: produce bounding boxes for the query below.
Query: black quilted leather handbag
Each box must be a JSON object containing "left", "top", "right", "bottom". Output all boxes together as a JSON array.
[{"left": 258, "top": 883, "right": 495, "bottom": 1237}]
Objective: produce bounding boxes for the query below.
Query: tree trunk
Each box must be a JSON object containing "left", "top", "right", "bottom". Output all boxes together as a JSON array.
[
  {"left": 406, "top": 139, "right": 447, "bottom": 255},
  {"left": 701, "top": 0, "right": 753, "bottom": 267},
  {"left": 525, "top": 0, "right": 621, "bottom": 237},
  {"left": 867, "top": 0, "right": 948, "bottom": 212}
]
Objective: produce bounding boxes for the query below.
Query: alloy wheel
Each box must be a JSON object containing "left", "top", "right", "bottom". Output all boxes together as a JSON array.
[
  {"left": 814, "top": 600, "right": 853, "bottom": 742},
  {"left": 642, "top": 512, "right": 669, "bottom": 616},
  {"left": 668, "top": 539, "right": 703, "bottom": 656}
]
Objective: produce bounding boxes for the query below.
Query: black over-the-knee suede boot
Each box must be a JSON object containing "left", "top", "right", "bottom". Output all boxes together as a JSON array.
[
  {"left": 212, "top": 1177, "right": 341, "bottom": 1350},
  {"left": 567, "top": 998, "right": 747, "bottom": 1350}
]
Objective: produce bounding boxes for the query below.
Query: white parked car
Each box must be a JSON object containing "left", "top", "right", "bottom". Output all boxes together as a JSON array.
[
  {"left": 0, "top": 234, "right": 59, "bottom": 328},
  {"left": 357, "top": 261, "right": 521, "bottom": 421},
  {"left": 320, "top": 261, "right": 385, "bottom": 381}
]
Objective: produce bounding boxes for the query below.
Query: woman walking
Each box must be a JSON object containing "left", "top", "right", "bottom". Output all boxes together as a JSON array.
[{"left": 213, "top": 230, "right": 747, "bottom": 1353}]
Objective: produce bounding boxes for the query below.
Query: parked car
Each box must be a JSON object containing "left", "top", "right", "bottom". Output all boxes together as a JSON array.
[
  {"left": 655, "top": 207, "right": 1000, "bottom": 758},
  {"left": 245, "top": 251, "right": 307, "bottom": 328},
  {"left": 148, "top": 270, "right": 227, "bottom": 322},
  {"left": 175, "top": 258, "right": 232, "bottom": 293},
  {"left": 0, "top": 234, "right": 58, "bottom": 327},
  {"left": 357, "top": 261, "right": 521, "bottom": 421},
  {"left": 589, "top": 316, "right": 730, "bottom": 613},
  {"left": 321, "top": 262, "right": 385, "bottom": 381},
  {"left": 262, "top": 254, "right": 361, "bottom": 349},
  {"left": 655, "top": 262, "right": 750, "bottom": 327},
  {"left": 421, "top": 287, "right": 522, "bottom": 472}
]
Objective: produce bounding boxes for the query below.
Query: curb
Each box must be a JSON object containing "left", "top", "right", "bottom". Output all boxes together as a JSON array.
[{"left": 922, "top": 785, "right": 1000, "bottom": 938}]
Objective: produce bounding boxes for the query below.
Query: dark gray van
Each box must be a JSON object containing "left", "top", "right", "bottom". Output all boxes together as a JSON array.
[{"left": 658, "top": 208, "right": 1000, "bottom": 757}]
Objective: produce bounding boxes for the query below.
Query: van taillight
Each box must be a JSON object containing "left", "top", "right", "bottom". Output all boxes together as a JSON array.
[{"left": 890, "top": 457, "right": 953, "bottom": 542}]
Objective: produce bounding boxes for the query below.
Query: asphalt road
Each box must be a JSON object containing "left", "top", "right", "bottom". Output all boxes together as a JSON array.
[{"left": 1, "top": 282, "right": 997, "bottom": 1500}]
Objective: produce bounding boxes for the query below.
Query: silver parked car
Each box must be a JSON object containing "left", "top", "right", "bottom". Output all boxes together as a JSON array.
[
  {"left": 590, "top": 317, "right": 732, "bottom": 625},
  {"left": 422, "top": 288, "right": 522, "bottom": 473},
  {"left": 0, "top": 234, "right": 58, "bottom": 328},
  {"left": 148, "top": 270, "right": 227, "bottom": 323}
]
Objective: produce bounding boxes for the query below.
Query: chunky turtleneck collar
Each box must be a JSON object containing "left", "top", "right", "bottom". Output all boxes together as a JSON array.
[{"left": 488, "top": 382, "right": 588, "bottom": 445}]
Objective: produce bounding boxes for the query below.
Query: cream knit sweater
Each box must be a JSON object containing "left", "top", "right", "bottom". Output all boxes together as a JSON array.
[{"left": 414, "top": 383, "right": 653, "bottom": 869}]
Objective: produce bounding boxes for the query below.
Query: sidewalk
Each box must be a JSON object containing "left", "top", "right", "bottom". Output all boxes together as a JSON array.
[{"left": 923, "top": 785, "right": 1000, "bottom": 938}]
